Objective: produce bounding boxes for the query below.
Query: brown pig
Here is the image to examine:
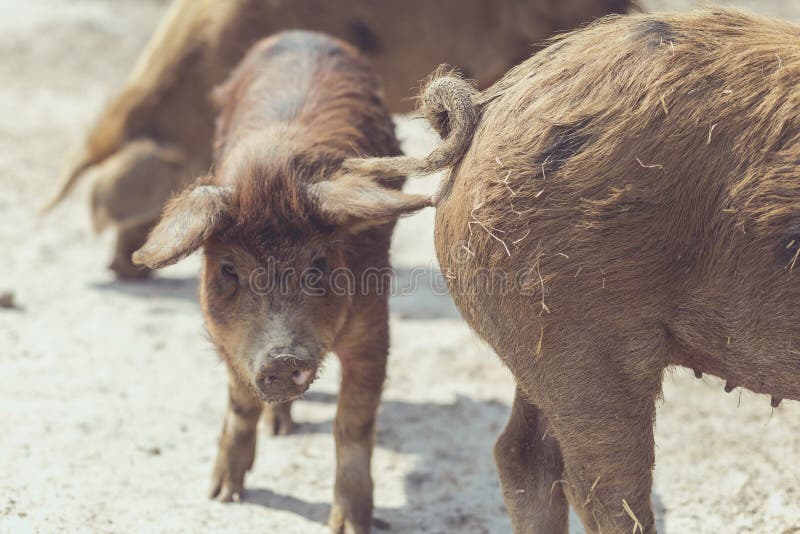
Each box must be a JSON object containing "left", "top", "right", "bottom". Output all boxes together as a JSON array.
[
  {"left": 344, "top": 8, "right": 800, "bottom": 534},
  {"left": 42, "top": 0, "right": 632, "bottom": 279},
  {"left": 132, "top": 31, "right": 430, "bottom": 532}
]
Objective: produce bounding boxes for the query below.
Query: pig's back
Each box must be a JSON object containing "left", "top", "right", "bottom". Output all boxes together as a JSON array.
[
  {"left": 435, "top": 9, "right": 800, "bottom": 363},
  {"left": 213, "top": 31, "right": 393, "bottom": 164}
]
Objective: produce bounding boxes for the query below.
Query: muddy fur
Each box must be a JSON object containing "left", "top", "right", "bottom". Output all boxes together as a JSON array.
[
  {"left": 345, "top": 8, "right": 800, "bottom": 534},
  {"left": 42, "top": 0, "right": 632, "bottom": 278},
  {"left": 133, "top": 31, "right": 429, "bottom": 533}
]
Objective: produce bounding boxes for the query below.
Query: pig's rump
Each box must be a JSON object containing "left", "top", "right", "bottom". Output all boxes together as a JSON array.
[{"left": 344, "top": 12, "right": 800, "bottom": 531}]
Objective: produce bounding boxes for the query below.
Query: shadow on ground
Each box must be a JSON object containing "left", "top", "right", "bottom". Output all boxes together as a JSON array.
[
  {"left": 91, "top": 276, "right": 199, "bottom": 302},
  {"left": 243, "top": 392, "right": 667, "bottom": 533},
  {"left": 239, "top": 489, "right": 392, "bottom": 531},
  {"left": 238, "top": 392, "right": 508, "bottom": 532},
  {"left": 95, "top": 269, "right": 663, "bottom": 532}
]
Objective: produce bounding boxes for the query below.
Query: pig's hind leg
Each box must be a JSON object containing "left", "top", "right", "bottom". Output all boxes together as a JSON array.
[
  {"left": 263, "top": 401, "right": 295, "bottom": 436},
  {"left": 494, "top": 388, "right": 568, "bottom": 533},
  {"left": 209, "top": 372, "right": 263, "bottom": 502},
  {"left": 329, "top": 305, "right": 389, "bottom": 534},
  {"left": 522, "top": 340, "right": 664, "bottom": 534}
]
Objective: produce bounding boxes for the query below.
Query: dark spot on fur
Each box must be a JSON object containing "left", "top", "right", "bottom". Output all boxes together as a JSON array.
[
  {"left": 634, "top": 20, "right": 678, "bottom": 50},
  {"left": 773, "top": 126, "right": 800, "bottom": 153},
  {"left": 541, "top": 118, "right": 594, "bottom": 176},
  {"left": 781, "top": 234, "right": 800, "bottom": 264},
  {"left": 348, "top": 21, "right": 381, "bottom": 54}
]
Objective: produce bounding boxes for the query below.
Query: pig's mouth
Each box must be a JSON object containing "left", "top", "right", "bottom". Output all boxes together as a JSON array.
[{"left": 253, "top": 355, "right": 319, "bottom": 403}]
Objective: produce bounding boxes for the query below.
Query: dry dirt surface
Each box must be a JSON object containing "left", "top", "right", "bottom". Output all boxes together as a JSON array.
[{"left": 1, "top": 1, "right": 799, "bottom": 533}]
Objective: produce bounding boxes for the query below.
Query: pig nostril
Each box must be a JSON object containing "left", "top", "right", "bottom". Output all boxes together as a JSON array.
[
  {"left": 257, "top": 356, "right": 316, "bottom": 396},
  {"left": 292, "top": 368, "right": 313, "bottom": 386}
]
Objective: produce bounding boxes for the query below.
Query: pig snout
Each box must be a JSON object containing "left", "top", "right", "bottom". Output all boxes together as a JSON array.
[{"left": 255, "top": 354, "right": 317, "bottom": 402}]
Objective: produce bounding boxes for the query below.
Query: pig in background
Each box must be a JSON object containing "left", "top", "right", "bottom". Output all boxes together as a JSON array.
[
  {"left": 133, "top": 30, "right": 429, "bottom": 533},
  {"left": 40, "top": 0, "right": 632, "bottom": 279},
  {"left": 345, "top": 8, "right": 800, "bottom": 534}
]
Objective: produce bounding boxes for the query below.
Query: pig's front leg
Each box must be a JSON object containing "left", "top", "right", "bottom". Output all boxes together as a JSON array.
[
  {"left": 329, "top": 312, "right": 388, "bottom": 534},
  {"left": 209, "top": 374, "right": 263, "bottom": 502},
  {"left": 263, "top": 400, "right": 295, "bottom": 436}
]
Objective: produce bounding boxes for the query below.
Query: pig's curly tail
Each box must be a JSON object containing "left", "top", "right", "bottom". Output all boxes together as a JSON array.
[{"left": 342, "top": 66, "right": 480, "bottom": 202}]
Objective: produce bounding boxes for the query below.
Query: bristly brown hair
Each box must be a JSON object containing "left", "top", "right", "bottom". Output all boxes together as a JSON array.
[
  {"left": 221, "top": 140, "right": 333, "bottom": 247},
  {"left": 342, "top": 8, "right": 800, "bottom": 533},
  {"left": 208, "top": 32, "right": 405, "bottom": 248}
]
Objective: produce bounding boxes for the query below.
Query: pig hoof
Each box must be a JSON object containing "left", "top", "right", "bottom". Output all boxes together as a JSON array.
[
  {"left": 771, "top": 396, "right": 783, "bottom": 408},
  {"left": 693, "top": 369, "right": 702, "bottom": 378},
  {"left": 210, "top": 483, "right": 243, "bottom": 503},
  {"left": 209, "top": 470, "right": 246, "bottom": 503},
  {"left": 264, "top": 402, "right": 295, "bottom": 436},
  {"left": 328, "top": 505, "right": 370, "bottom": 534},
  {"left": 208, "top": 437, "right": 255, "bottom": 503},
  {"left": 724, "top": 382, "right": 736, "bottom": 393}
]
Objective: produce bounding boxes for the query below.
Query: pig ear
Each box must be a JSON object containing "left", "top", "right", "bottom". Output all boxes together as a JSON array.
[
  {"left": 132, "top": 182, "right": 233, "bottom": 269},
  {"left": 310, "top": 173, "right": 431, "bottom": 232}
]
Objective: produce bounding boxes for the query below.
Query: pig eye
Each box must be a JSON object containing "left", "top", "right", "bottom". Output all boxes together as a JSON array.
[{"left": 220, "top": 262, "right": 239, "bottom": 282}]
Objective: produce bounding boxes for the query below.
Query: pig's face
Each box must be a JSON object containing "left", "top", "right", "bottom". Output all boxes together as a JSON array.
[
  {"left": 132, "top": 171, "right": 430, "bottom": 404},
  {"left": 200, "top": 235, "right": 351, "bottom": 403}
]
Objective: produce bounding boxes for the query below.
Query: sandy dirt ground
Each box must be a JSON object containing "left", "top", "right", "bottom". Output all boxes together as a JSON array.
[{"left": 1, "top": 1, "right": 799, "bottom": 533}]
